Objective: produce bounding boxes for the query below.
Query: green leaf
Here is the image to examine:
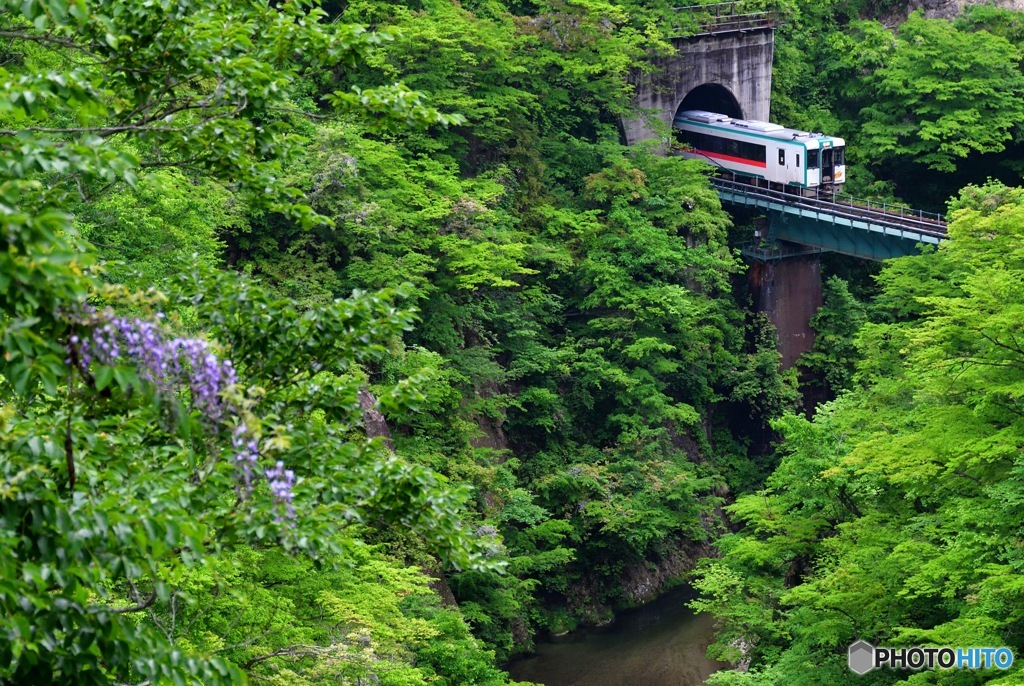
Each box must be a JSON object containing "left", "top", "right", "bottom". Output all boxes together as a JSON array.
[{"left": 94, "top": 365, "right": 114, "bottom": 392}]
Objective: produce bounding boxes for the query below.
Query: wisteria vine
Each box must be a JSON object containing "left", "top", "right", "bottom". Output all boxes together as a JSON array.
[{"left": 66, "top": 308, "right": 294, "bottom": 517}]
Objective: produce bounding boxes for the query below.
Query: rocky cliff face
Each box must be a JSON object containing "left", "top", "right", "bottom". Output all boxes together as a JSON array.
[{"left": 908, "top": 0, "right": 1024, "bottom": 19}]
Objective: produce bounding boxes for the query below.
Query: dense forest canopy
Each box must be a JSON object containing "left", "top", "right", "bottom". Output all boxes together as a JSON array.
[{"left": 1, "top": 0, "right": 1024, "bottom": 684}]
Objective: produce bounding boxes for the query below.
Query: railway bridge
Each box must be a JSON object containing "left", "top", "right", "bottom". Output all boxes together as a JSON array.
[
  {"left": 714, "top": 177, "right": 947, "bottom": 367},
  {"left": 713, "top": 177, "right": 947, "bottom": 261},
  {"left": 624, "top": 4, "right": 949, "bottom": 368}
]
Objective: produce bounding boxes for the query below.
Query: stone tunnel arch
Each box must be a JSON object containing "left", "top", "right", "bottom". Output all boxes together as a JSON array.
[
  {"left": 675, "top": 84, "right": 743, "bottom": 121},
  {"left": 621, "top": 31, "right": 774, "bottom": 146}
]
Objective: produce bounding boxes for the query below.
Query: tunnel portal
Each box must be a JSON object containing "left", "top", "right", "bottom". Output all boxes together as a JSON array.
[
  {"left": 622, "top": 29, "right": 774, "bottom": 146},
  {"left": 676, "top": 84, "right": 744, "bottom": 120}
]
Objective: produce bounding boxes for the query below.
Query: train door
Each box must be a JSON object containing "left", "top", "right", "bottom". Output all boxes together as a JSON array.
[
  {"left": 776, "top": 147, "right": 788, "bottom": 187},
  {"left": 822, "top": 147, "right": 835, "bottom": 183}
]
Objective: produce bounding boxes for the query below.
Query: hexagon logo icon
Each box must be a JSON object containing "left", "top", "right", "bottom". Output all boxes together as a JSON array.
[{"left": 848, "top": 640, "right": 876, "bottom": 675}]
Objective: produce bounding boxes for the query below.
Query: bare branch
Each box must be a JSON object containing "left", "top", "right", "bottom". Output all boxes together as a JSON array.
[
  {"left": 0, "top": 30, "right": 102, "bottom": 59},
  {"left": 978, "top": 330, "right": 1024, "bottom": 360},
  {"left": 108, "top": 588, "right": 158, "bottom": 614},
  {"left": 267, "top": 106, "right": 334, "bottom": 121},
  {"left": 953, "top": 468, "right": 984, "bottom": 487},
  {"left": 243, "top": 645, "right": 327, "bottom": 669}
]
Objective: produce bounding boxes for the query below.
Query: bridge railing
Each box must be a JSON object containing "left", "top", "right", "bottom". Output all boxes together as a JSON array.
[
  {"left": 668, "top": 3, "right": 779, "bottom": 36},
  {"left": 711, "top": 176, "right": 947, "bottom": 236},
  {"left": 738, "top": 239, "right": 822, "bottom": 261}
]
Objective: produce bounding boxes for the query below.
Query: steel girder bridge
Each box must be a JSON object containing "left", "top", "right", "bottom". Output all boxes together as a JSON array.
[{"left": 711, "top": 177, "right": 948, "bottom": 261}]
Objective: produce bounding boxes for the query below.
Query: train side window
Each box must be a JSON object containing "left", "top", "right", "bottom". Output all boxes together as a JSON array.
[
  {"left": 778, "top": 149, "right": 785, "bottom": 165},
  {"left": 807, "top": 149, "right": 819, "bottom": 169},
  {"left": 741, "top": 141, "right": 761, "bottom": 162}
]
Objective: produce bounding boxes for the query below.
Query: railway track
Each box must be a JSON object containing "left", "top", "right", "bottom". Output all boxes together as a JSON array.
[{"left": 710, "top": 177, "right": 948, "bottom": 239}]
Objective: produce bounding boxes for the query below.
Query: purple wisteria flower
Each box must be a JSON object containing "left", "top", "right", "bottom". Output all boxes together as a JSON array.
[
  {"left": 265, "top": 460, "right": 296, "bottom": 520},
  {"left": 66, "top": 309, "right": 295, "bottom": 516},
  {"left": 231, "top": 423, "right": 260, "bottom": 487}
]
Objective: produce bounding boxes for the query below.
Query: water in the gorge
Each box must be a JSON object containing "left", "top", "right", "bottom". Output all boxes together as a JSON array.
[{"left": 505, "top": 586, "right": 727, "bottom": 686}]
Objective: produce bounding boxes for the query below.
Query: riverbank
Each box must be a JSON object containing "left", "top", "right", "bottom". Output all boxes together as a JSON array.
[{"left": 506, "top": 586, "right": 726, "bottom": 686}]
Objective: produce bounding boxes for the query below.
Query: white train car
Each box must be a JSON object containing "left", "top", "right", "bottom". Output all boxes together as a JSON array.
[{"left": 672, "top": 110, "right": 846, "bottom": 192}]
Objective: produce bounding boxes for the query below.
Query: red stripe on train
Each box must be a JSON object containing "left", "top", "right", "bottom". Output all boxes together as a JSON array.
[{"left": 687, "top": 149, "right": 768, "bottom": 169}]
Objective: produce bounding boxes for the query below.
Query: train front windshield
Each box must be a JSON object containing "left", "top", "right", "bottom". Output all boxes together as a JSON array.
[{"left": 835, "top": 147, "right": 845, "bottom": 167}]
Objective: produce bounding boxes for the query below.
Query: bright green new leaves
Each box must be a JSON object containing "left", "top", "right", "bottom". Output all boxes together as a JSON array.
[
  {"left": 1, "top": 0, "right": 363, "bottom": 215},
  {"left": 799, "top": 276, "right": 867, "bottom": 394},
  {"left": 0, "top": 272, "right": 502, "bottom": 685},
  {"left": 570, "top": 151, "right": 739, "bottom": 442},
  {"left": 859, "top": 14, "right": 1024, "bottom": 172},
  {"left": 76, "top": 169, "right": 240, "bottom": 287},
  {"left": 0, "top": 0, "right": 457, "bottom": 396},
  {"left": 770, "top": 4, "right": 1024, "bottom": 202},
  {"left": 153, "top": 544, "right": 514, "bottom": 686},
  {"left": 698, "top": 181, "right": 1024, "bottom": 684},
  {"left": 0, "top": 0, "right": 511, "bottom": 682}
]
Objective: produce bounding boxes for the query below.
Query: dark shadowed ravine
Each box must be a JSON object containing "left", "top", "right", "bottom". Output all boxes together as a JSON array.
[{"left": 506, "top": 587, "right": 726, "bottom": 686}]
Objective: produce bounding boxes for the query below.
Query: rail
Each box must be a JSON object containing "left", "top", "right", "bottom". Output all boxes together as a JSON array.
[
  {"left": 711, "top": 176, "right": 947, "bottom": 237},
  {"left": 668, "top": 3, "right": 779, "bottom": 36}
]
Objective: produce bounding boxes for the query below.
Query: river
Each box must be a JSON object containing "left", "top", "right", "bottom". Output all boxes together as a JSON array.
[{"left": 505, "top": 586, "right": 727, "bottom": 686}]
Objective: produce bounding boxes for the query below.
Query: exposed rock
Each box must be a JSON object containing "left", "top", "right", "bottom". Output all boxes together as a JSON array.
[
  {"left": 510, "top": 617, "right": 532, "bottom": 650},
  {"left": 620, "top": 538, "right": 714, "bottom": 605},
  {"left": 665, "top": 421, "right": 704, "bottom": 463},
  {"left": 425, "top": 563, "right": 460, "bottom": 608},
  {"left": 729, "top": 638, "right": 753, "bottom": 671},
  {"left": 469, "top": 413, "right": 509, "bottom": 453},
  {"left": 357, "top": 387, "right": 394, "bottom": 452},
  {"left": 566, "top": 537, "right": 716, "bottom": 625},
  {"left": 907, "top": 0, "right": 1024, "bottom": 19}
]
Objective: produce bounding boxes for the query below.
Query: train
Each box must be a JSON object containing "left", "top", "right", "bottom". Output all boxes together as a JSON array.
[{"left": 672, "top": 110, "right": 846, "bottom": 194}]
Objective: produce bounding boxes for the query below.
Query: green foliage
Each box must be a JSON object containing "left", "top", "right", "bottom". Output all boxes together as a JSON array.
[
  {"left": 726, "top": 313, "right": 800, "bottom": 420},
  {"left": 956, "top": 4, "right": 1024, "bottom": 41},
  {"left": 159, "top": 542, "right": 513, "bottom": 686},
  {"left": 0, "top": 0, "right": 505, "bottom": 683},
  {"left": 799, "top": 276, "right": 868, "bottom": 395},
  {"left": 771, "top": 3, "right": 1024, "bottom": 205},
  {"left": 3, "top": 0, "right": 855, "bottom": 678},
  {"left": 859, "top": 14, "right": 1024, "bottom": 172},
  {"left": 1, "top": 268, "right": 504, "bottom": 684},
  {"left": 698, "top": 182, "right": 1024, "bottom": 684},
  {"left": 76, "top": 169, "right": 240, "bottom": 287}
]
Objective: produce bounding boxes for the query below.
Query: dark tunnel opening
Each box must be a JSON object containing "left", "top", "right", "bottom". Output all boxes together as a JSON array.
[{"left": 675, "top": 84, "right": 743, "bottom": 120}]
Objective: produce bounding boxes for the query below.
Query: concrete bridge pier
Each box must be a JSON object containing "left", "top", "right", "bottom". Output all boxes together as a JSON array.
[{"left": 747, "top": 249, "right": 822, "bottom": 369}]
